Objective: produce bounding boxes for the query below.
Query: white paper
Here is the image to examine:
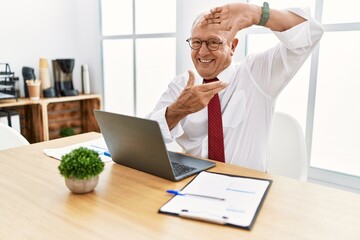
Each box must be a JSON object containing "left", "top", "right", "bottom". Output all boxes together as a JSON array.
[
  {"left": 43, "top": 137, "right": 112, "bottom": 163},
  {"left": 160, "top": 171, "right": 270, "bottom": 228}
]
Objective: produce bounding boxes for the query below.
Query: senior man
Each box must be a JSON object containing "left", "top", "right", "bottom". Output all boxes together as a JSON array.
[{"left": 147, "top": 2, "right": 324, "bottom": 171}]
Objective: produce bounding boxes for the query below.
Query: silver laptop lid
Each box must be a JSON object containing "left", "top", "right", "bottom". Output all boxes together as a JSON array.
[{"left": 94, "top": 110, "right": 215, "bottom": 181}]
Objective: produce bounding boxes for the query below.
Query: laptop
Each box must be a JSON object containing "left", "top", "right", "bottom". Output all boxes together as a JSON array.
[{"left": 94, "top": 110, "right": 215, "bottom": 181}]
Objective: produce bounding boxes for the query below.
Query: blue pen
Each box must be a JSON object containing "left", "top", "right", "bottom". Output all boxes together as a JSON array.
[
  {"left": 104, "top": 151, "right": 111, "bottom": 157},
  {"left": 166, "top": 190, "right": 225, "bottom": 201}
]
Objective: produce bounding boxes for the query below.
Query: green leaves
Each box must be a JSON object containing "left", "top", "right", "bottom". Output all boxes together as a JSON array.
[
  {"left": 58, "top": 147, "right": 105, "bottom": 180},
  {"left": 59, "top": 127, "right": 75, "bottom": 137}
]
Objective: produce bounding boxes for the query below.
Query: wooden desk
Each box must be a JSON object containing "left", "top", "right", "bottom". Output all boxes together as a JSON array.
[{"left": 0, "top": 133, "right": 359, "bottom": 240}]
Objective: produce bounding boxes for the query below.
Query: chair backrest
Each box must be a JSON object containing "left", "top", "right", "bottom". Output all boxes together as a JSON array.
[
  {"left": 0, "top": 122, "right": 30, "bottom": 151},
  {"left": 268, "top": 112, "right": 307, "bottom": 181}
]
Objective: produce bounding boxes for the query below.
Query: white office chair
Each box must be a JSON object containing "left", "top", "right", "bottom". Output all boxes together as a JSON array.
[
  {"left": 0, "top": 122, "right": 30, "bottom": 151},
  {"left": 268, "top": 112, "right": 308, "bottom": 181}
]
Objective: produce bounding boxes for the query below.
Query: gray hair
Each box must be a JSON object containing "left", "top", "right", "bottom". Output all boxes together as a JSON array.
[{"left": 190, "top": 12, "right": 207, "bottom": 33}]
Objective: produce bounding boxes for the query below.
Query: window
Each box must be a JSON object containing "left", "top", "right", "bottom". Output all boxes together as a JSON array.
[
  {"left": 101, "top": 0, "right": 176, "bottom": 117},
  {"left": 247, "top": 0, "right": 360, "bottom": 190},
  {"left": 102, "top": 39, "right": 134, "bottom": 115},
  {"left": 101, "top": 0, "right": 133, "bottom": 36},
  {"left": 135, "top": 38, "right": 176, "bottom": 117},
  {"left": 311, "top": 31, "right": 360, "bottom": 177},
  {"left": 322, "top": 0, "right": 360, "bottom": 24}
]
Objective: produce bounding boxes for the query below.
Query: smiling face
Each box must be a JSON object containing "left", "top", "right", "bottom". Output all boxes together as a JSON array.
[{"left": 190, "top": 23, "right": 238, "bottom": 80}]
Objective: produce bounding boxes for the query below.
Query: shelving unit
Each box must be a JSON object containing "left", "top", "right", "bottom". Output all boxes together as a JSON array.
[
  {"left": 0, "top": 94, "right": 102, "bottom": 143},
  {"left": 0, "top": 63, "right": 18, "bottom": 100}
]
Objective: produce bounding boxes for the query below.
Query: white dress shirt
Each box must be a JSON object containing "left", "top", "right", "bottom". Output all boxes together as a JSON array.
[{"left": 147, "top": 8, "right": 324, "bottom": 171}]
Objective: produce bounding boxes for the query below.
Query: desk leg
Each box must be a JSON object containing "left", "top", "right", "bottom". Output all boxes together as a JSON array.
[
  {"left": 81, "top": 98, "right": 100, "bottom": 133},
  {"left": 41, "top": 103, "right": 49, "bottom": 141},
  {"left": 25, "top": 104, "right": 44, "bottom": 143}
]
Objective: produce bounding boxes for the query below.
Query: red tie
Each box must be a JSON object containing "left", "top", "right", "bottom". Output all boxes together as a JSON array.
[{"left": 204, "top": 78, "right": 225, "bottom": 162}]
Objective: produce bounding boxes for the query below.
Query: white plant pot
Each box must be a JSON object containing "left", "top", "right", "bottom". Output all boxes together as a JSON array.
[{"left": 65, "top": 175, "right": 99, "bottom": 194}]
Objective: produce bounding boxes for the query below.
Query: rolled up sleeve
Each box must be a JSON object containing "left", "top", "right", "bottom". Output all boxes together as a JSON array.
[{"left": 147, "top": 106, "right": 184, "bottom": 143}]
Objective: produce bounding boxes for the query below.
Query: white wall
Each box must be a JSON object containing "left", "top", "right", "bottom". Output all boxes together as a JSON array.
[{"left": 0, "top": 0, "right": 102, "bottom": 97}]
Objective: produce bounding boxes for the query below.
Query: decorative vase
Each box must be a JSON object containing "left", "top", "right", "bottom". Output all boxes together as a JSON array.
[{"left": 65, "top": 175, "right": 99, "bottom": 194}]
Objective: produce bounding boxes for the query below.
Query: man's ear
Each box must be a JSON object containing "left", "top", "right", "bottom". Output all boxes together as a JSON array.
[{"left": 231, "top": 38, "right": 239, "bottom": 55}]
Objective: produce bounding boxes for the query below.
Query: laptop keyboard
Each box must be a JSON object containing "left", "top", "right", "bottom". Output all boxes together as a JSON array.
[{"left": 171, "top": 162, "right": 196, "bottom": 177}]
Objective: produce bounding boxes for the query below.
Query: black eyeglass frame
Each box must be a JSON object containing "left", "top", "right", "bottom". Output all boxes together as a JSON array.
[{"left": 186, "top": 37, "right": 224, "bottom": 51}]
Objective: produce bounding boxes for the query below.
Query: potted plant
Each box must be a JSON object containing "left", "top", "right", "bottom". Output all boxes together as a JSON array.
[
  {"left": 59, "top": 127, "right": 76, "bottom": 138},
  {"left": 58, "top": 147, "right": 105, "bottom": 194}
]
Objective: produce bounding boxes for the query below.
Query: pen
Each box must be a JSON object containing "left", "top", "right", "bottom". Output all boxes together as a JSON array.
[
  {"left": 89, "top": 145, "right": 111, "bottom": 157},
  {"left": 179, "top": 209, "right": 228, "bottom": 224},
  {"left": 166, "top": 190, "right": 225, "bottom": 201}
]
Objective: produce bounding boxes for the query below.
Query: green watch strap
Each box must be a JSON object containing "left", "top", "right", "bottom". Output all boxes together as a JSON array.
[{"left": 257, "top": 2, "right": 270, "bottom": 26}]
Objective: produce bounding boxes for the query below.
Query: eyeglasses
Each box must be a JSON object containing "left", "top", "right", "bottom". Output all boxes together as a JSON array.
[{"left": 186, "top": 38, "right": 224, "bottom": 51}]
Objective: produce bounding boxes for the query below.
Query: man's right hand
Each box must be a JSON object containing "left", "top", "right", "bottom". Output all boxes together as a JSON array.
[
  {"left": 165, "top": 70, "right": 228, "bottom": 130},
  {"left": 200, "top": 3, "right": 306, "bottom": 36},
  {"left": 201, "top": 3, "right": 257, "bottom": 40}
]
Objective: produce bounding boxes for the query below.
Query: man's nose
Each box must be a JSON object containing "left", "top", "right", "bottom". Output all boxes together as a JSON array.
[{"left": 198, "top": 42, "right": 210, "bottom": 54}]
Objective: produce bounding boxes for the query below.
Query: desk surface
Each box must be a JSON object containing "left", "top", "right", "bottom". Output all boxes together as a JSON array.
[{"left": 0, "top": 133, "right": 359, "bottom": 240}]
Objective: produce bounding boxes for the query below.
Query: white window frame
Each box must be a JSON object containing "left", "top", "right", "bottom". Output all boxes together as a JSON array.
[{"left": 100, "top": 0, "right": 176, "bottom": 116}]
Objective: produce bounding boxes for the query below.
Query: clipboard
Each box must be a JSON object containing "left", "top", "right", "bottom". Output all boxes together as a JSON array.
[{"left": 159, "top": 171, "right": 272, "bottom": 230}]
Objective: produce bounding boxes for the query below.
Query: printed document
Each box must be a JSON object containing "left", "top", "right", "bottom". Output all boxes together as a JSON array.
[
  {"left": 43, "top": 137, "right": 112, "bottom": 163},
  {"left": 160, "top": 171, "right": 271, "bottom": 229}
]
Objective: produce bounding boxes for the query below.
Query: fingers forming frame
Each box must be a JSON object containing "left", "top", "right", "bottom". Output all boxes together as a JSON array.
[
  {"left": 203, "top": 7, "right": 227, "bottom": 25},
  {"left": 210, "top": 6, "right": 223, "bottom": 14}
]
